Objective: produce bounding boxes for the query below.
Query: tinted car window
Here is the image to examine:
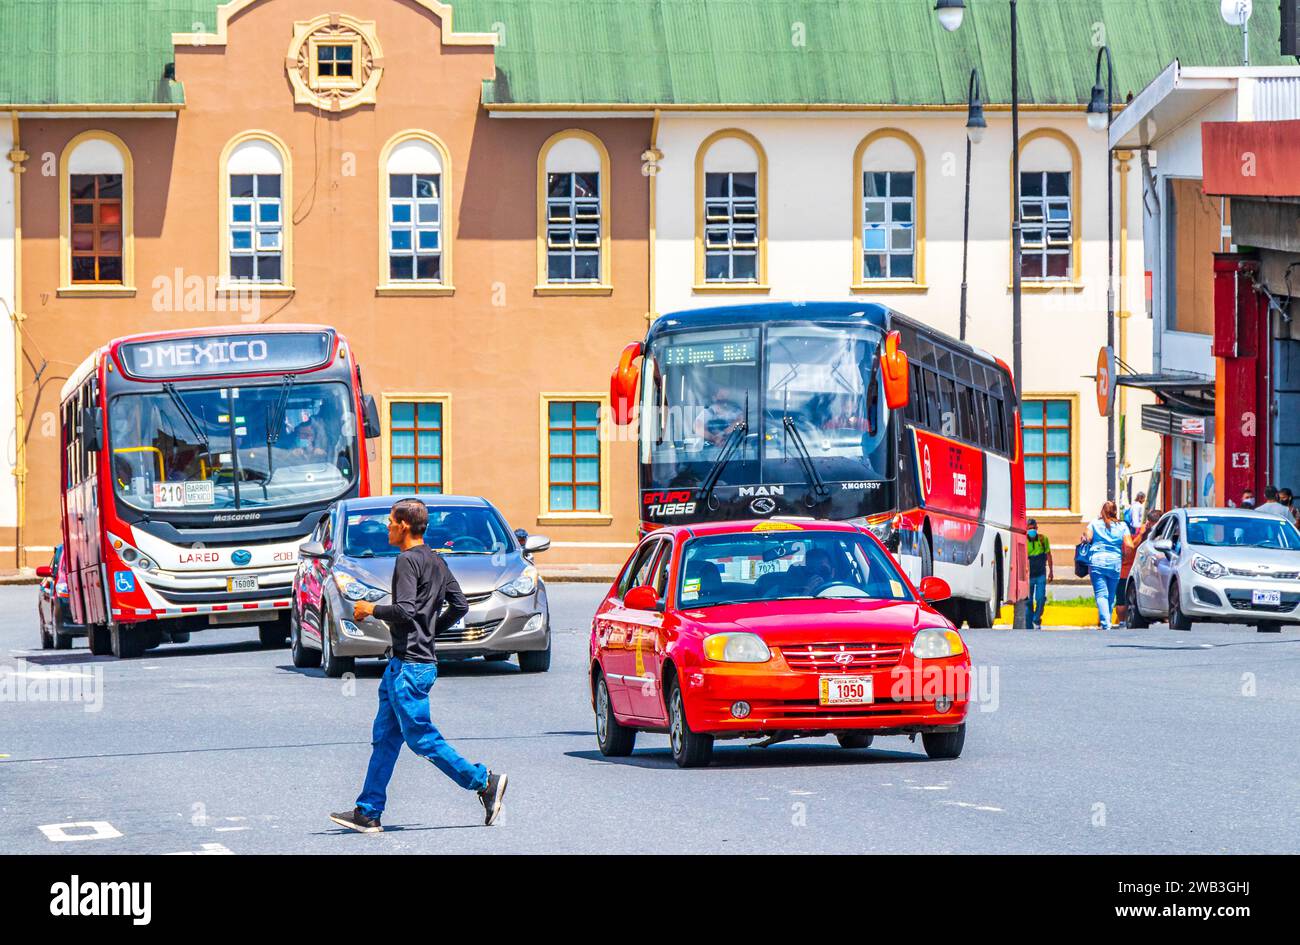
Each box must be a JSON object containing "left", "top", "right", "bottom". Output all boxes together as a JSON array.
[{"left": 342, "top": 505, "right": 512, "bottom": 557}]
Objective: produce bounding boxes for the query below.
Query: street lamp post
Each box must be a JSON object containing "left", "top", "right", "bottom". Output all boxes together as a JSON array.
[
  {"left": 1087, "top": 46, "right": 1117, "bottom": 503},
  {"left": 961, "top": 68, "right": 986, "bottom": 342},
  {"left": 935, "top": 0, "right": 1021, "bottom": 405}
]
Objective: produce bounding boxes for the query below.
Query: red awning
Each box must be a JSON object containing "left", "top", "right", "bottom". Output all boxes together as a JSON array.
[{"left": 1202, "top": 120, "right": 1300, "bottom": 197}]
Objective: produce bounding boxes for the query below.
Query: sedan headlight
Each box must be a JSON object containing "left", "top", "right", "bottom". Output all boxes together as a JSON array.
[
  {"left": 1190, "top": 554, "right": 1227, "bottom": 580},
  {"left": 912, "top": 627, "right": 966, "bottom": 659},
  {"left": 703, "top": 632, "right": 771, "bottom": 663},
  {"left": 498, "top": 565, "right": 539, "bottom": 598},
  {"left": 333, "top": 571, "right": 386, "bottom": 602}
]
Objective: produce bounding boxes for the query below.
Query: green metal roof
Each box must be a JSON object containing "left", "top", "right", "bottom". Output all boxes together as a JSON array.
[{"left": 0, "top": 0, "right": 1292, "bottom": 108}]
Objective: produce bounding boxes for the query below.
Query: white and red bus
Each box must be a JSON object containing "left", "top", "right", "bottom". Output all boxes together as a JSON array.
[
  {"left": 60, "top": 325, "right": 380, "bottom": 657},
  {"left": 610, "top": 302, "right": 1027, "bottom": 626}
]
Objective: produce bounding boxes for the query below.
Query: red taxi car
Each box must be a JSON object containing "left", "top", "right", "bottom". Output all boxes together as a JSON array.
[{"left": 589, "top": 520, "right": 971, "bottom": 767}]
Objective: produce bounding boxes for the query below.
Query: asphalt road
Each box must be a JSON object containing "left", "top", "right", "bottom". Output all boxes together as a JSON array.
[{"left": 2, "top": 584, "right": 1297, "bottom": 854}]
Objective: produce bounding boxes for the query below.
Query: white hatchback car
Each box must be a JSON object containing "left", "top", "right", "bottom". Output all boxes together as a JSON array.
[{"left": 1127, "top": 507, "right": 1300, "bottom": 633}]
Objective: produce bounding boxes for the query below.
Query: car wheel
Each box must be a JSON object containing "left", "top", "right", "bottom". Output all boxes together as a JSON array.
[
  {"left": 109, "top": 624, "right": 146, "bottom": 659},
  {"left": 88, "top": 624, "right": 112, "bottom": 656},
  {"left": 258, "top": 616, "right": 290, "bottom": 649},
  {"left": 836, "top": 733, "right": 874, "bottom": 750},
  {"left": 319, "top": 606, "right": 354, "bottom": 679},
  {"left": 290, "top": 608, "right": 320, "bottom": 668},
  {"left": 668, "top": 677, "right": 713, "bottom": 768},
  {"left": 594, "top": 672, "right": 636, "bottom": 757},
  {"left": 518, "top": 639, "right": 551, "bottom": 674},
  {"left": 1168, "top": 582, "right": 1192, "bottom": 631},
  {"left": 1256, "top": 621, "right": 1283, "bottom": 633},
  {"left": 1125, "top": 580, "right": 1151, "bottom": 629},
  {"left": 922, "top": 723, "right": 966, "bottom": 760}
]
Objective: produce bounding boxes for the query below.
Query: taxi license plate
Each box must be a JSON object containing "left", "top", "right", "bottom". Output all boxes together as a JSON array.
[
  {"left": 228, "top": 575, "right": 258, "bottom": 593},
  {"left": 820, "top": 676, "right": 873, "bottom": 706},
  {"left": 1252, "top": 589, "right": 1282, "bottom": 606}
]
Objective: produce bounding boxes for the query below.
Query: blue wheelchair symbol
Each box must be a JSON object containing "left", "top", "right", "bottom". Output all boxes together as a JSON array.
[{"left": 114, "top": 571, "right": 136, "bottom": 593}]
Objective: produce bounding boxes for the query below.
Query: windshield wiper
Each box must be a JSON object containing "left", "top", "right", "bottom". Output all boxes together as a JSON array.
[
  {"left": 700, "top": 412, "right": 749, "bottom": 512},
  {"left": 162, "top": 383, "right": 209, "bottom": 453},
  {"left": 783, "top": 415, "right": 832, "bottom": 504},
  {"left": 264, "top": 374, "right": 297, "bottom": 481}
]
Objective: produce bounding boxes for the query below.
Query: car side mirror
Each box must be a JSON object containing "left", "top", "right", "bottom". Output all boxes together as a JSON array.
[
  {"left": 361, "top": 394, "right": 381, "bottom": 439},
  {"left": 298, "top": 540, "right": 327, "bottom": 559},
  {"left": 36, "top": 565, "right": 53, "bottom": 578},
  {"left": 880, "top": 329, "right": 910, "bottom": 411},
  {"left": 919, "top": 576, "right": 950, "bottom": 603},
  {"left": 624, "top": 584, "right": 661, "bottom": 611},
  {"left": 524, "top": 534, "right": 551, "bottom": 554},
  {"left": 1153, "top": 538, "right": 1173, "bottom": 554}
]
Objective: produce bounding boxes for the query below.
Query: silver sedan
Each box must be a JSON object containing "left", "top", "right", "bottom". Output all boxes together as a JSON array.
[{"left": 1126, "top": 507, "right": 1300, "bottom": 632}]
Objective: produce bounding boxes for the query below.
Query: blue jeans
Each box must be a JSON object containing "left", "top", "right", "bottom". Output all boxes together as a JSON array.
[
  {"left": 1090, "top": 568, "right": 1120, "bottom": 630},
  {"left": 356, "top": 658, "right": 488, "bottom": 818},
  {"left": 1028, "top": 574, "right": 1047, "bottom": 628}
]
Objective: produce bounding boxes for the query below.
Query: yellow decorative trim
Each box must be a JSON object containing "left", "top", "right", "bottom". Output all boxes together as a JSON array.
[
  {"left": 539, "top": 392, "right": 611, "bottom": 520},
  {"left": 215, "top": 284, "right": 294, "bottom": 298},
  {"left": 694, "top": 128, "right": 767, "bottom": 289},
  {"left": 287, "top": 15, "right": 383, "bottom": 113},
  {"left": 851, "top": 282, "right": 929, "bottom": 294},
  {"left": 691, "top": 284, "right": 771, "bottom": 295},
  {"left": 851, "top": 128, "right": 926, "bottom": 290},
  {"left": 376, "top": 129, "right": 454, "bottom": 292},
  {"left": 1116, "top": 150, "right": 1133, "bottom": 440},
  {"left": 171, "top": 0, "right": 498, "bottom": 47},
  {"left": 58, "top": 130, "right": 135, "bottom": 291},
  {"left": 534, "top": 284, "right": 613, "bottom": 297},
  {"left": 536, "top": 129, "right": 612, "bottom": 290},
  {"left": 379, "top": 392, "right": 453, "bottom": 495},
  {"left": 1011, "top": 281, "right": 1086, "bottom": 293},
  {"left": 1012, "top": 128, "right": 1083, "bottom": 287},
  {"left": 217, "top": 129, "right": 293, "bottom": 290},
  {"left": 1023, "top": 391, "right": 1081, "bottom": 516},
  {"left": 376, "top": 285, "right": 455, "bottom": 297}
]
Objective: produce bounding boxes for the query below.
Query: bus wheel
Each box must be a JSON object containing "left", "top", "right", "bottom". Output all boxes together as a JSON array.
[
  {"left": 88, "top": 624, "right": 112, "bottom": 656},
  {"left": 258, "top": 617, "right": 289, "bottom": 649},
  {"left": 109, "top": 624, "right": 146, "bottom": 659}
]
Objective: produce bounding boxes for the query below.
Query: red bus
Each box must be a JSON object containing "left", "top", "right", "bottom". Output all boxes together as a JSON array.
[
  {"left": 609, "top": 302, "right": 1027, "bottom": 627},
  {"left": 60, "top": 325, "right": 380, "bottom": 657}
]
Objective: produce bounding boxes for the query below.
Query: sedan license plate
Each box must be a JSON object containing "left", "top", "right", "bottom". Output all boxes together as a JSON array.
[
  {"left": 820, "top": 675, "right": 873, "bottom": 706},
  {"left": 1252, "top": 589, "right": 1282, "bottom": 607},
  {"left": 228, "top": 575, "right": 258, "bottom": 593}
]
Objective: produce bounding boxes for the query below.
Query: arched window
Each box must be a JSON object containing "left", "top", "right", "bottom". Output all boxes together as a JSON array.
[
  {"left": 378, "top": 130, "right": 453, "bottom": 294},
  {"left": 59, "top": 131, "right": 134, "bottom": 293},
  {"left": 1015, "top": 129, "right": 1082, "bottom": 287},
  {"left": 219, "top": 131, "right": 292, "bottom": 289},
  {"left": 695, "top": 129, "right": 767, "bottom": 292},
  {"left": 852, "top": 129, "right": 926, "bottom": 291},
  {"left": 536, "top": 130, "right": 611, "bottom": 294}
]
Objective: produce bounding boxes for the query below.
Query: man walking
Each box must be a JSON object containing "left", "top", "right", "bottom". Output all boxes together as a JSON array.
[
  {"left": 1026, "top": 518, "right": 1053, "bottom": 630},
  {"left": 1124, "top": 492, "right": 1146, "bottom": 529},
  {"left": 330, "top": 498, "right": 507, "bottom": 833},
  {"left": 1257, "top": 485, "right": 1288, "bottom": 518}
]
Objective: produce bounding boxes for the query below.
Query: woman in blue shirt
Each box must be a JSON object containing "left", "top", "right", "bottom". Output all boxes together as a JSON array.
[{"left": 1081, "top": 501, "right": 1135, "bottom": 630}]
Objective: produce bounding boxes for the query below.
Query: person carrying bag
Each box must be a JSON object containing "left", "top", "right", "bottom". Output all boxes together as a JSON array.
[{"left": 1081, "top": 501, "right": 1135, "bottom": 631}]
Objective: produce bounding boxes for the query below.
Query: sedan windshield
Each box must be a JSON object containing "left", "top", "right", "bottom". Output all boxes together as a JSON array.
[
  {"left": 678, "top": 529, "right": 913, "bottom": 608},
  {"left": 109, "top": 381, "right": 356, "bottom": 512},
  {"left": 1185, "top": 514, "right": 1300, "bottom": 550},
  {"left": 343, "top": 506, "right": 514, "bottom": 557}
]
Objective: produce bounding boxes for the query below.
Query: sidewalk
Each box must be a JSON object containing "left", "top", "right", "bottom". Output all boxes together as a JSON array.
[{"left": 0, "top": 569, "right": 40, "bottom": 585}]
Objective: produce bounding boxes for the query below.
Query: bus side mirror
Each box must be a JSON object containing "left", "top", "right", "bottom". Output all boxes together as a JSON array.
[
  {"left": 880, "top": 330, "right": 909, "bottom": 410},
  {"left": 361, "top": 394, "right": 381, "bottom": 439},
  {"left": 610, "top": 342, "right": 642, "bottom": 426},
  {"left": 82, "top": 407, "right": 104, "bottom": 452}
]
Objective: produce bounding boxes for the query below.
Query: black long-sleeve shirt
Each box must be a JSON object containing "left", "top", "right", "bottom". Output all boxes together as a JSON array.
[{"left": 372, "top": 544, "right": 467, "bottom": 663}]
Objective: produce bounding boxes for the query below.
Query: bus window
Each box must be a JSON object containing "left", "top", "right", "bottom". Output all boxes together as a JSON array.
[
  {"left": 955, "top": 355, "right": 973, "bottom": 384},
  {"left": 975, "top": 390, "right": 994, "bottom": 451},
  {"left": 905, "top": 364, "right": 924, "bottom": 426},
  {"left": 937, "top": 374, "right": 957, "bottom": 438},
  {"left": 922, "top": 368, "right": 941, "bottom": 432},
  {"left": 957, "top": 383, "right": 977, "bottom": 444}
]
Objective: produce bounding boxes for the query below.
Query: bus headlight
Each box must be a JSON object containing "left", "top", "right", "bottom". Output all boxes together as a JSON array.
[
  {"left": 498, "top": 565, "right": 539, "bottom": 598},
  {"left": 913, "top": 627, "right": 965, "bottom": 659},
  {"left": 703, "top": 632, "right": 771, "bottom": 663},
  {"left": 334, "top": 571, "right": 386, "bottom": 602}
]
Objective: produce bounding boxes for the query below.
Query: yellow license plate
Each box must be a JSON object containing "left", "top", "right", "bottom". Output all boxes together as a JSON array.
[
  {"left": 819, "top": 676, "right": 873, "bottom": 706},
  {"left": 227, "top": 575, "right": 258, "bottom": 593}
]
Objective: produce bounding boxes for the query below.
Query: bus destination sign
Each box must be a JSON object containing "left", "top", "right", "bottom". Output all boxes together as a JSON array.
[{"left": 117, "top": 330, "right": 334, "bottom": 380}]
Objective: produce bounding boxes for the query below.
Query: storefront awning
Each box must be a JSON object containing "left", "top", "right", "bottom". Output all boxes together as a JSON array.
[
  {"left": 1118, "top": 371, "right": 1215, "bottom": 416},
  {"left": 1140, "top": 404, "right": 1215, "bottom": 443}
]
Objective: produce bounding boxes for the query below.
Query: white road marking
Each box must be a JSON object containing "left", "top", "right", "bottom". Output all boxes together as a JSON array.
[
  {"left": 39, "top": 820, "right": 122, "bottom": 842},
  {"left": 941, "top": 800, "right": 1005, "bottom": 812},
  {"left": 165, "top": 843, "right": 234, "bottom": 855},
  {"left": 213, "top": 826, "right": 249, "bottom": 832},
  {"left": 908, "top": 785, "right": 950, "bottom": 791}
]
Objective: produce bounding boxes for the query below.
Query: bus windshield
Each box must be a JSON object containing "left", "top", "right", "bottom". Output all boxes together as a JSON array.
[
  {"left": 108, "top": 380, "right": 356, "bottom": 512},
  {"left": 641, "top": 322, "right": 888, "bottom": 490}
]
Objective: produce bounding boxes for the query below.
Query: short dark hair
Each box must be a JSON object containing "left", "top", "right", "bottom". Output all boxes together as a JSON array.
[
  {"left": 1027, "top": 517, "right": 1038, "bottom": 527},
  {"left": 391, "top": 498, "right": 428, "bottom": 536},
  {"left": 1265, "top": 485, "right": 1279, "bottom": 501}
]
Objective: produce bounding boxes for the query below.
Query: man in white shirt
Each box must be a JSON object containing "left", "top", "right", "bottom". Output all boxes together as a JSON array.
[
  {"left": 1125, "top": 492, "right": 1145, "bottom": 528},
  {"left": 1256, "top": 485, "right": 1289, "bottom": 517}
]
